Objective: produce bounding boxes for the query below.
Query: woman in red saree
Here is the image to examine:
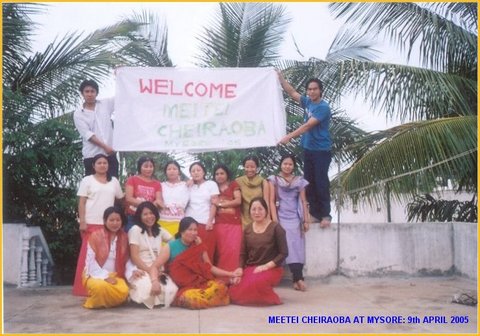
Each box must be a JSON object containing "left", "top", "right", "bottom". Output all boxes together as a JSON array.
[
  {"left": 212, "top": 164, "right": 242, "bottom": 279},
  {"left": 82, "top": 206, "right": 129, "bottom": 308},
  {"left": 229, "top": 197, "right": 288, "bottom": 306},
  {"left": 149, "top": 217, "right": 241, "bottom": 309}
]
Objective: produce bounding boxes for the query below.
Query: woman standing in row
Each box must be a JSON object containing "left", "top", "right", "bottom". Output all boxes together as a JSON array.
[
  {"left": 185, "top": 162, "right": 219, "bottom": 261},
  {"left": 212, "top": 164, "right": 242, "bottom": 276},
  {"left": 159, "top": 160, "right": 189, "bottom": 236},
  {"left": 124, "top": 156, "right": 165, "bottom": 232},
  {"left": 269, "top": 154, "right": 310, "bottom": 291},
  {"left": 74, "top": 154, "right": 124, "bottom": 296},
  {"left": 236, "top": 156, "right": 270, "bottom": 227}
]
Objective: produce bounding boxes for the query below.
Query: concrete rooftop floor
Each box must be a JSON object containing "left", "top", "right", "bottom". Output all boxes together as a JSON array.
[{"left": 3, "top": 275, "right": 477, "bottom": 334}]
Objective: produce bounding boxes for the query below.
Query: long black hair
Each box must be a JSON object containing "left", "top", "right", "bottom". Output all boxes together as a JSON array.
[
  {"left": 134, "top": 201, "right": 160, "bottom": 237},
  {"left": 92, "top": 153, "right": 112, "bottom": 181},
  {"left": 213, "top": 163, "right": 232, "bottom": 181},
  {"left": 137, "top": 156, "right": 155, "bottom": 175},
  {"left": 103, "top": 206, "right": 125, "bottom": 231},
  {"left": 175, "top": 216, "right": 198, "bottom": 239}
]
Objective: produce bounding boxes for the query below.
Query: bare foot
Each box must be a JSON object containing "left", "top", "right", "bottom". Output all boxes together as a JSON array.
[
  {"left": 293, "top": 280, "right": 307, "bottom": 291},
  {"left": 320, "top": 217, "right": 331, "bottom": 228}
]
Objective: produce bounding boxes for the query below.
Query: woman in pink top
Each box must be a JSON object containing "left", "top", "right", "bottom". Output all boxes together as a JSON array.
[{"left": 125, "top": 157, "right": 165, "bottom": 232}]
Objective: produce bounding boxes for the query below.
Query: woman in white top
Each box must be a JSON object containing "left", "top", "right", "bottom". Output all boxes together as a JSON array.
[
  {"left": 159, "top": 160, "right": 189, "bottom": 236},
  {"left": 73, "top": 153, "right": 124, "bottom": 296},
  {"left": 127, "top": 201, "right": 175, "bottom": 308},
  {"left": 185, "top": 161, "right": 219, "bottom": 261}
]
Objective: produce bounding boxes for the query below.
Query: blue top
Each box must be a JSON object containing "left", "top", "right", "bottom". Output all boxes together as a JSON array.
[
  {"left": 300, "top": 96, "right": 332, "bottom": 151},
  {"left": 168, "top": 239, "right": 189, "bottom": 263}
]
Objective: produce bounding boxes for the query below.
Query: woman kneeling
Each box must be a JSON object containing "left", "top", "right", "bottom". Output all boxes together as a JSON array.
[
  {"left": 150, "top": 217, "right": 240, "bottom": 309},
  {"left": 229, "top": 197, "right": 288, "bottom": 306},
  {"left": 82, "top": 207, "right": 129, "bottom": 309}
]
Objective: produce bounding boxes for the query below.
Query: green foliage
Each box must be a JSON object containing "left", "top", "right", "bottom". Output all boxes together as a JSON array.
[
  {"left": 407, "top": 193, "right": 477, "bottom": 223},
  {"left": 2, "top": 3, "right": 168, "bottom": 283},
  {"left": 196, "top": 3, "right": 290, "bottom": 68},
  {"left": 322, "top": 2, "right": 477, "bottom": 215}
]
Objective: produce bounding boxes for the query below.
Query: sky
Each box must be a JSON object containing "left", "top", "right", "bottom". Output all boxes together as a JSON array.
[{"left": 29, "top": 2, "right": 403, "bottom": 132}]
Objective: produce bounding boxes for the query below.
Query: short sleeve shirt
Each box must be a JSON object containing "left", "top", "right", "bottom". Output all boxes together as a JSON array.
[
  {"left": 300, "top": 96, "right": 332, "bottom": 151},
  {"left": 128, "top": 225, "right": 172, "bottom": 267},
  {"left": 77, "top": 175, "right": 124, "bottom": 224},
  {"left": 185, "top": 180, "right": 219, "bottom": 224}
]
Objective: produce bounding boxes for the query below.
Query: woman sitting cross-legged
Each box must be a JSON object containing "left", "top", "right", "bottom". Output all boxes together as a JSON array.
[
  {"left": 149, "top": 217, "right": 242, "bottom": 309},
  {"left": 82, "top": 206, "right": 129, "bottom": 309},
  {"left": 126, "top": 201, "right": 176, "bottom": 309},
  {"left": 229, "top": 197, "right": 288, "bottom": 306}
]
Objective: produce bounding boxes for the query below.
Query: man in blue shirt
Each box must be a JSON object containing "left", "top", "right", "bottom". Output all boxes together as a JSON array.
[{"left": 277, "top": 71, "right": 332, "bottom": 228}]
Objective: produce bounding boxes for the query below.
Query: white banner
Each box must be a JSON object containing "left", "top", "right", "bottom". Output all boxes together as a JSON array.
[{"left": 113, "top": 67, "right": 286, "bottom": 152}]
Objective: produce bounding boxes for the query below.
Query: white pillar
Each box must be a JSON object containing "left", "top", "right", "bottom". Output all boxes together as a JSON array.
[
  {"left": 36, "top": 246, "right": 43, "bottom": 285},
  {"left": 42, "top": 259, "right": 48, "bottom": 286},
  {"left": 20, "top": 231, "right": 30, "bottom": 287},
  {"left": 47, "top": 269, "right": 53, "bottom": 286},
  {"left": 28, "top": 238, "right": 36, "bottom": 284}
]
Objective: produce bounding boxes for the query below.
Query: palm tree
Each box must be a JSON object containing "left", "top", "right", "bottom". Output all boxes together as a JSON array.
[
  {"left": 2, "top": 3, "right": 170, "bottom": 282},
  {"left": 194, "top": 3, "right": 366, "bottom": 178},
  {"left": 193, "top": 2, "right": 291, "bottom": 176},
  {"left": 321, "top": 3, "right": 477, "bottom": 220},
  {"left": 274, "top": 3, "right": 477, "bottom": 221}
]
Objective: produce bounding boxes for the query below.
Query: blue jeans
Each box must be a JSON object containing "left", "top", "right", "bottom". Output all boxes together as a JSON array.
[{"left": 303, "top": 149, "right": 332, "bottom": 220}]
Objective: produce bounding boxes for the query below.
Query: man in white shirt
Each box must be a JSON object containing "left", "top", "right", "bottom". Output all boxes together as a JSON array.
[{"left": 74, "top": 80, "right": 119, "bottom": 177}]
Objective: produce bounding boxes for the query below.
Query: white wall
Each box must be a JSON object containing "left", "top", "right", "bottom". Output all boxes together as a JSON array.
[
  {"left": 3, "top": 223, "right": 27, "bottom": 285},
  {"left": 305, "top": 222, "right": 477, "bottom": 279}
]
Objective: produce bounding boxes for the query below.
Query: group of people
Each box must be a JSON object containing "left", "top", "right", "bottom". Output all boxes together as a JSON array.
[{"left": 72, "top": 72, "right": 332, "bottom": 309}]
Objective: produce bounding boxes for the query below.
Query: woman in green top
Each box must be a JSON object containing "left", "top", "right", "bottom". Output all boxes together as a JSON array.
[{"left": 149, "top": 217, "right": 241, "bottom": 309}]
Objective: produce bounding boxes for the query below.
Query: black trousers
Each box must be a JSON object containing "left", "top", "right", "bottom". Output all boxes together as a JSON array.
[{"left": 289, "top": 263, "right": 304, "bottom": 282}]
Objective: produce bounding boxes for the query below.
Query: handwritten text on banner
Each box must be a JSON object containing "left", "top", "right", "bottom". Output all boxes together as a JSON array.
[{"left": 114, "top": 67, "right": 286, "bottom": 152}]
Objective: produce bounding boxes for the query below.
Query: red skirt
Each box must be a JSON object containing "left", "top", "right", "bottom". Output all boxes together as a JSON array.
[
  {"left": 229, "top": 265, "right": 283, "bottom": 306},
  {"left": 72, "top": 224, "right": 103, "bottom": 296},
  {"left": 197, "top": 224, "right": 216, "bottom": 262},
  {"left": 214, "top": 222, "right": 242, "bottom": 274}
]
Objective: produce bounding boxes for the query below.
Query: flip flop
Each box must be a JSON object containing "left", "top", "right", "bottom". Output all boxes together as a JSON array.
[{"left": 452, "top": 293, "right": 477, "bottom": 306}]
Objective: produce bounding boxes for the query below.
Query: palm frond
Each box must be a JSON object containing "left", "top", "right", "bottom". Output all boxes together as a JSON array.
[
  {"left": 329, "top": 2, "right": 477, "bottom": 74},
  {"left": 117, "top": 10, "right": 172, "bottom": 67},
  {"left": 2, "top": 3, "right": 45, "bottom": 81},
  {"left": 4, "top": 20, "right": 143, "bottom": 122},
  {"left": 196, "top": 2, "right": 290, "bottom": 67},
  {"left": 339, "top": 116, "right": 477, "bottom": 205},
  {"left": 326, "top": 29, "right": 381, "bottom": 63},
  {"left": 322, "top": 59, "right": 477, "bottom": 122}
]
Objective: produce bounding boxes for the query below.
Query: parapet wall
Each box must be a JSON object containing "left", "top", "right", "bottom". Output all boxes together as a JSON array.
[
  {"left": 4, "top": 222, "right": 476, "bottom": 286},
  {"left": 305, "top": 222, "right": 477, "bottom": 279}
]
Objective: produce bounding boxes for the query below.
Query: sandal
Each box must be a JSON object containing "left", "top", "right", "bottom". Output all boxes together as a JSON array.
[{"left": 452, "top": 293, "right": 477, "bottom": 306}]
